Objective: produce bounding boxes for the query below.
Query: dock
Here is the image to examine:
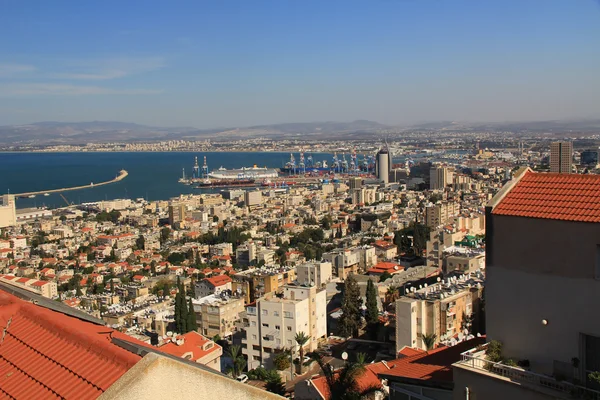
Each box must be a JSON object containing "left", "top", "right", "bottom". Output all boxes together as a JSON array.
[{"left": 13, "top": 170, "right": 128, "bottom": 197}]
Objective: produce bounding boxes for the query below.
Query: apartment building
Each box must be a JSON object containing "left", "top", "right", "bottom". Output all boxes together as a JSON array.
[
  {"left": 194, "top": 275, "right": 232, "bottom": 298},
  {"left": 245, "top": 190, "right": 263, "bottom": 207},
  {"left": 323, "top": 246, "right": 377, "bottom": 279},
  {"left": 395, "top": 274, "right": 484, "bottom": 353},
  {"left": 296, "top": 261, "right": 333, "bottom": 287},
  {"left": 453, "top": 169, "right": 600, "bottom": 400},
  {"left": 425, "top": 201, "right": 460, "bottom": 228},
  {"left": 430, "top": 165, "right": 454, "bottom": 190},
  {"left": 159, "top": 331, "right": 223, "bottom": 371},
  {"left": 233, "top": 265, "right": 297, "bottom": 302},
  {"left": 192, "top": 293, "right": 245, "bottom": 339},
  {"left": 0, "top": 194, "right": 16, "bottom": 228},
  {"left": 549, "top": 141, "right": 573, "bottom": 174},
  {"left": 0, "top": 274, "right": 58, "bottom": 298},
  {"left": 240, "top": 284, "right": 327, "bottom": 370}
]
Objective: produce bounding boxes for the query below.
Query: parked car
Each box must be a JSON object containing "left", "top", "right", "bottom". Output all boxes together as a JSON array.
[{"left": 236, "top": 374, "right": 249, "bottom": 384}]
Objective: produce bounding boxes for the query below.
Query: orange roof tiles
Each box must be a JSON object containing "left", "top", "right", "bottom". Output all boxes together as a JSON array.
[
  {"left": 160, "top": 332, "right": 221, "bottom": 362},
  {"left": 493, "top": 171, "right": 600, "bottom": 223},
  {"left": 204, "top": 275, "right": 232, "bottom": 287},
  {"left": 0, "top": 291, "right": 145, "bottom": 399},
  {"left": 311, "top": 363, "right": 382, "bottom": 400}
]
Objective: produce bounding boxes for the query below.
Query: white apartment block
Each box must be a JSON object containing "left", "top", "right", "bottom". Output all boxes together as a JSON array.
[
  {"left": 241, "top": 284, "right": 327, "bottom": 370},
  {"left": 296, "top": 261, "right": 332, "bottom": 287}
]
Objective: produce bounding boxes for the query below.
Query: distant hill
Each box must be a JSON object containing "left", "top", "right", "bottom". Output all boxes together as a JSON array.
[
  {"left": 0, "top": 119, "right": 390, "bottom": 144},
  {"left": 0, "top": 118, "right": 598, "bottom": 145}
]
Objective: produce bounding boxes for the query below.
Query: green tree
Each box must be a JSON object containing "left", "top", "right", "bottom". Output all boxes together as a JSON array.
[
  {"left": 365, "top": 279, "right": 379, "bottom": 327},
  {"left": 422, "top": 333, "right": 437, "bottom": 350},
  {"left": 379, "top": 270, "right": 392, "bottom": 282},
  {"left": 187, "top": 298, "right": 197, "bottom": 332},
  {"left": 160, "top": 227, "right": 171, "bottom": 245},
  {"left": 226, "top": 345, "right": 247, "bottom": 377},
  {"left": 309, "top": 352, "right": 382, "bottom": 400},
  {"left": 265, "top": 371, "right": 286, "bottom": 396},
  {"left": 295, "top": 331, "right": 310, "bottom": 373},
  {"left": 338, "top": 275, "right": 362, "bottom": 338},
  {"left": 273, "top": 351, "right": 291, "bottom": 371},
  {"left": 135, "top": 235, "right": 145, "bottom": 250}
]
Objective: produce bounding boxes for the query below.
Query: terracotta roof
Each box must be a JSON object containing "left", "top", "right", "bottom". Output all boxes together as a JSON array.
[
  {"left": 374, "top": 337, "right": 485, "bottom": 382},
  {"left": 0, "top": 291, "right": 145, "bottom": 399},
  {"left": 204, "top": 275, "right": 232, "bottom": 287},
  {"left": 159, "top": 332, "right": 221, "bottom": 362},
  {"left": 310, "top": 363, "right": 382, "bottom": 400},
  {"left": 398, "top": 346, "right": 426, "bottom": 357},
  {"left": 368, "top": 262, "right": 403, "bottom": 274},
  {"left": 493, "top": 171, "right": 600, "bottom": 223}
]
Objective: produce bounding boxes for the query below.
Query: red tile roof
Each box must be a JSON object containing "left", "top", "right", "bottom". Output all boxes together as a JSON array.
[
  {"left": 204, "top": 275, "right": 232, "bottom": 287},
  {"left": 0, "top": 291, "right": 145, "bottom": 399},
  {"left": 159, "top": 332, "right": 221, "bottom": 362},
  {"left": 368, "top": 262, "right": 403, "bottom": 275},
  {"left": 373, "top": 337, "right": 485, "bottom": 382},
  {"left": 493, "top": 171, "right": 600, "bottom": 222},
  {"left": 311, "top": 363, "right": 382, "bottom": 400}
]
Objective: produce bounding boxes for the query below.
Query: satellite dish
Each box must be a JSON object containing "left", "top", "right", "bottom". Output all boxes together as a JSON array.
[
  {"left": 341, "top": 352, "right": 348, "bottom": 360},
  {"left": 167, "top": 331, "right": 173, "bottom": 337},
  {"left": 437, "top": 277, "right": 441, "bottom": 282}
]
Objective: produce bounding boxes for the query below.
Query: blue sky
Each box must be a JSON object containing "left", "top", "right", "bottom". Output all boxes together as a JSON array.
[{"left": 0, "top": 0, "right": 599, "bottom": 127}]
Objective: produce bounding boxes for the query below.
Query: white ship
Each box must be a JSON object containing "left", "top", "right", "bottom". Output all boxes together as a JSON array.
[{"left": 208, "top": 165, "right": 279, "bottom": 180}]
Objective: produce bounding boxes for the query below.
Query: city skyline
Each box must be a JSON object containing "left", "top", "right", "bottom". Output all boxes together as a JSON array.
[{"left": 1, "top": 0, "right": 599, "bottom": 128}]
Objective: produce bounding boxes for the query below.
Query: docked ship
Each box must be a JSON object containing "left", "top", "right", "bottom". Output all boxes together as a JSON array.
[
  {"left": 194, "top": 179, "right": 257, "bottom": 188},
  {"left": 280, "top": 151, "right": 376, "bottom": 175},
  {"left": 209, "top": 165, "right": 279, "bottom": 180}
]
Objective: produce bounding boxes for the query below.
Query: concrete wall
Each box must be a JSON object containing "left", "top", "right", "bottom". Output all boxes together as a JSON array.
[
  {"left": 487, "top": 214, "right": 600, "bottom": 374},
  {"left": 453, "top": 365, "right": 555, "bottom": 400},
  {"left": 100, "top": 353, "right": 283, "bottom": 400}
]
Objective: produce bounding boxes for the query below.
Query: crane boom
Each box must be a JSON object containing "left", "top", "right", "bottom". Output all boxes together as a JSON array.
[{"left": 59, "top": 193, "right": 72, "bottom": 207}]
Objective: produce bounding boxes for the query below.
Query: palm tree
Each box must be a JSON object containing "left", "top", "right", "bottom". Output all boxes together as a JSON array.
[
  {"left": 295, "top": 331, "right": 310, "bottom": 373},
  {"left": 226, "top": 344, "right": 246, "bottom": 377},
  {"left": 422, "top": 333, "right": 437, "bottom": 350},
  {"left": 384, "top": 286, "right": 398, "bottom": 308},
  {"left": 309, "top": 352, "right": 382, "bottom": 400}
]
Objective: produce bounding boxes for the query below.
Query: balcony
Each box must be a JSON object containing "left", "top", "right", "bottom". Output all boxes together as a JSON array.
[{"left": 456, "top": 346, "right": 600, "bottom": 400}]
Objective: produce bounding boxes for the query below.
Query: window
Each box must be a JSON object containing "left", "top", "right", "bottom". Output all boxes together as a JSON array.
[
  {"left": 273, "top": 311, "right": 279, "bottom": 317},
  {"left": 251, "top": 321, "right": 256, "bottom": 327},
  {"left": 262, "top": 309, "right": 268, "bottom": 316},
  {"left": 252, "top": 334, "right": 257, "bottom": 340},
  {"left": 253, "top": 345, "right": 260, "bottom": 351},
  {"left": 287, "top": 340, "right": 292, "bottom": 345},
  {"left": 253, "top": 356, "right": 261, "bottom": 361},
  {"left": 287, "top": 326, "right": 292, "bottom": 332},
  {"left": 262, "top": 323, "right": 269, "bottom": 328},
  {"left": 284, "top": 311, "right": 293, "bottom": 319},
  {"left": 275, "top": 325, "right": 281, "bottom": 330}
]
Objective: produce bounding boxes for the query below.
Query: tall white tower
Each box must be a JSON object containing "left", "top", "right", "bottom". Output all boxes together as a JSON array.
[{"left": 376, "top": 147, "right": 392, "bottom": 184}]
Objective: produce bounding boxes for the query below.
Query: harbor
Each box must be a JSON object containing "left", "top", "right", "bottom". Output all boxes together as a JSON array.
[{"left": 177, "top": 154, "right": 377, "bottom": 189}]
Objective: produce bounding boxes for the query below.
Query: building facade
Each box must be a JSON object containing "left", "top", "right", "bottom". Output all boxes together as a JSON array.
[{"left": 549, "top": 141, "right": 573, "bottom": 173}]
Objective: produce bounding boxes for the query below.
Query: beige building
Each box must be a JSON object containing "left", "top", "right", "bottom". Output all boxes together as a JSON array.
[
  {"left": 395, "top": 275, "right": 483, "bottom": 353},
  {"left": 453, "top": 169, "right": 600, "bottom": 400},
  {"left": 245, "top": 190, "right": 263, "bottom": 207},
  {"left": 192, "top": 294, "right": 245, "bottom": 339},
  {"left": 430, "top": 165, "right": 453, "bottom": 190},
  {"left": 549, "top": 141, "right": 573, "bottom": 174},
  {"left": 425, "top": 201, "right": 460, "bottom": 228},
  {"left": 168, "top": 203, "right": 187, "bottom": 226},
  {"left": 0, "top": 195, "right": 16, "bottom": 228},
  {"left": 240, "top": 284, "right": 327, "bottom": 370},
  {"left": 296, "top": 261, "right": 332, "bottom": 287}
]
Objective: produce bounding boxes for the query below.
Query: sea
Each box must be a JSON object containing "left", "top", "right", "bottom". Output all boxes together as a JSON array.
[
  {"left": 0, "top": 150, "right": 461, "bottom": 210},
  {"left": 0, "top": 152, "right": 332, "bottom": 209}
]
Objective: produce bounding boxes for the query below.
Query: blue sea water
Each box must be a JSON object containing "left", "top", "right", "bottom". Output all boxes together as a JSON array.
[{"left": 0, "top": 152, "right": 331, "bottom": 209}]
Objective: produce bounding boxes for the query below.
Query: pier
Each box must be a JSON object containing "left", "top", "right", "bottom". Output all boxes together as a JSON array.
[{"left": 13, "top": 170, "right": 128, "bottom": 197}]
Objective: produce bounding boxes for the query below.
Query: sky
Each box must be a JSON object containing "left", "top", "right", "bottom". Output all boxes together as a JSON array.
[{"left": 0, "top": 0, "right": 599, "bottom": 128}]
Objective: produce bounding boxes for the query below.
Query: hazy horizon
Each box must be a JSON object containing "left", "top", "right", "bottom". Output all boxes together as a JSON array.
[{"left": 1, "top": 0, "right": 599, "bottom": 128}]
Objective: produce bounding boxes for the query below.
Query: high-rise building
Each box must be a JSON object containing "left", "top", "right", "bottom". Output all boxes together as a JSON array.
[
  {"left": 425, "top": 201, "right": 460, "bottom": 228},
  {"left": 453, "top": 169, "right": 600, "bottom": 399},
  {"left": 376, "top": 148, "right": 392, "bottom": 184},
  {"left": 349, "top": 177, "right": 363, "bottom": 190},
  {"left": 581, "top": 149, "right": 599, "bottom": 167},
  {"left": 430, "top": 165, "right": 453, "bottom": 190},
  {"left": 0, "top": 194, "right": 16, "bottom": 228},
  {"left": 549, "top": 141, "right": 573, "bottom": 173},
  {"left": 240, "top": 284, "right": 327, "bottom": 370},
  {"left": 168, "top": 203, "right": 187, "bottom": 225}
]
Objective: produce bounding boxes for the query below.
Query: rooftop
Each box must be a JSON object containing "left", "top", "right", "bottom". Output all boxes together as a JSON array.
[
  {"left": 493, "top": 170, "right": 600, "bottom": 223},
  {"left": 0, "top": 290, "right": 146, "bottom": 399}
]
